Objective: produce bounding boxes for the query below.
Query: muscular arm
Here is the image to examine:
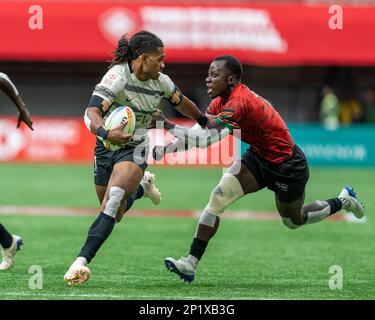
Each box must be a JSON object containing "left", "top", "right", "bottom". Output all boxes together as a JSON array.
[
  {"left": 174, "top": 96, "right": 200, "bottom": 119},
  {"left": 151, "top": 112, "right": 228, "bottom": 160},
  {"left": 164, "top": 123, "right": 201, "bottom": 154},
  {"left": 84, "top": 101, "right": 110, "bottom": 135},
  {"left": 166, "top": 119, "right": 230, "bottom": 149},
  {"left": 152, "top": 121, "right": 226, "bottom": 160},
  {"left": 0, "top": 72, "right": 33, "bottom": 130},
  {"left": 84, "top": 96, "right": 131, "bottom": 145},
  {"left": 164, "top": 114, "right": 221, "bottom": 152},
  {"left": 172, "top": 94, "right": 208, "bottom": 127}
]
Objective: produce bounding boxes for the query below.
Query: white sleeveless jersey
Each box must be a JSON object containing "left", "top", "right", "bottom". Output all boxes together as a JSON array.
[{"left": 92, "top": 63, "right": 176, "bottom": 146}]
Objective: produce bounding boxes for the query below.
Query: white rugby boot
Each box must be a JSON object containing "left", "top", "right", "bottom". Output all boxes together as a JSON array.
[
  {"left": 64, "top": 257, "right": 91, "bottom": 286},
  {"left": 164, "top": 256, "right": 196, "bottom": 283},
  {"left": 0, "top": 235, "right": 23, "bottom": 270},
  {"left": 141, "top": 171, "right": 161, "bottom": 205},
  {"left": 339, "top": 186, "right": 365, "bottom": 219}
]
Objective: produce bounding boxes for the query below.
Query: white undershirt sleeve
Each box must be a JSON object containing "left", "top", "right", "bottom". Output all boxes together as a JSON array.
[{"left": 169, "top": 123, "right": 230, "bottom": 149}]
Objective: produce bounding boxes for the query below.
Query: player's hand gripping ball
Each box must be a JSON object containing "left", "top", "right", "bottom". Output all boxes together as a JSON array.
[{"left": 101, "top": 106, "right": 136, "bottom": 151}]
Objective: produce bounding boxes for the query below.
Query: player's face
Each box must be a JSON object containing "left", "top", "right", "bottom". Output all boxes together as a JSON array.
[
  {"left": 206, "top": 60, "right": 230, "bottom": 99},
  {"left": 143, "top": 47, "right": 166, "bottom": 80}
]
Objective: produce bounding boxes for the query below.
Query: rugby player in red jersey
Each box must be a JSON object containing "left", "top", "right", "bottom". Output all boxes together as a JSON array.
[
  {"left": 152, "top": 55, "right": 365, "bottom": 282},
  {"left": 0, "top": 72, "right": 33, "bottom": 270}
]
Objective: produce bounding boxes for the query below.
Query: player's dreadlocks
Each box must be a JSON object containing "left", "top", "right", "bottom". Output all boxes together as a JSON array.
[{"left": 109, "top": 31, "right": 164, "bottom": 68}]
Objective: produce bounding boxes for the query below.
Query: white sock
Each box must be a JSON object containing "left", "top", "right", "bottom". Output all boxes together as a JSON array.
[
  {"left": 74, "top": 257, "right": 87, "bottom": 266},
  {"left": 187, "top": 255, "right": 198, "bottom": 269}
]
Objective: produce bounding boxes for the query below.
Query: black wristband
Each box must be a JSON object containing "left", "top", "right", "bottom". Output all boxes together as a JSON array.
[
  {"left": 197, "top": 114, "right": 208, "bottom": 127},
  {"left": 97, "top": 126, "right": 109, "bottom": 140}
]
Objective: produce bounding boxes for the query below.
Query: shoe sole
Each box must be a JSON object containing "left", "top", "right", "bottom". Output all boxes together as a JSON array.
[{"left": 164, "top": 259, "right": 194, "bottom": 283}]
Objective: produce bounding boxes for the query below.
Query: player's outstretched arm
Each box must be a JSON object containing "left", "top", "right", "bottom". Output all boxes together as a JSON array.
[
  {"left": 174, "top": 95, "right": 209, "bottom": 128},
  {"left": 151, "top": 110, "right": 230, "bottom": 149},
  {"left": 171, "top": 120, "right": 230, "bottom": 149},
  {"left": 0, "top": 72, "right": 33, "bottom": 130},
  {"left": 152, "top": 123, "right": 203, "bottom": 161}
]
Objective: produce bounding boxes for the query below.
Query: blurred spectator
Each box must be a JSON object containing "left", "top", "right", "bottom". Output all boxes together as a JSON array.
[
  {"left": 363, "top": 89, "right": 375, "bottom": 123},
  {"left": 320, "top": 86, "right": 339, "bottom": 130},
  {"left": 339, "top": 92, "right": 363, "bottom": 126}
]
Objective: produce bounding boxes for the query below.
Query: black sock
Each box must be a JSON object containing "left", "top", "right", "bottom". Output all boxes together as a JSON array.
[
  {"left": 326, "top": 198, "right": 343, "bottom": 215},
  {"left": 0, "top": 224, "right": 13, "bottom": 249},
  {"left": 189, "top": 238, "right": 208, "bottom": 260},
  {"left": 125, "top": 184, "right": 145, "bottom": 213},
  {"left": 78, "top": 212, "right": 116, "bottom": 263}
]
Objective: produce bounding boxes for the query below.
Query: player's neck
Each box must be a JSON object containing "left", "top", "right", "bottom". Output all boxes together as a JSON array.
[
  {"left": 220, "top": 92, "right": 231, "bottom": 104},
  {"left": 221, "top": 82, "right": 240, "bottom": 103},
  {"left": 134, "top": 70, "right": 149, "bottom": 81},
  {"left": 131, "top": 60, "right": 149, "bottom": 81}
]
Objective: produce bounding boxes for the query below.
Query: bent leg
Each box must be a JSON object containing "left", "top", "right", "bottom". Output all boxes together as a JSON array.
[
  {"left": 189, "top": 161, "right": 261, "bottom": 266},
  {"left": 194, "top": 161, "right": 260, "bottom": 242},
  {"left": 78, "top": 161, "right": 143, "bottom": 264},
  {"left": 101, "top": 161, "right": 144, "bottom": 222},
  {"left": 165, "top": 161, "right": 264, "bottom": 281},
  {"left": 276, "top": 193, "right": 344, "bottom": 230},
  {"left": 95, "top": 185, "right": 107, "bottom": 205},
  {"left": 96, "top": 171, "right": 161, "bottom": 220},
  {"left": 275, "top": 194, "right": 305, "bottom": 229}
]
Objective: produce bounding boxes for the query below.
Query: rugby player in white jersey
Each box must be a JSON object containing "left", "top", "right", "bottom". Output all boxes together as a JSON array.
[
  {"left": 64, "top": 31, "right": 209, "bottom": 285},
  {"left": 0, "top": 72, "right": 33, "bottom": 270}
]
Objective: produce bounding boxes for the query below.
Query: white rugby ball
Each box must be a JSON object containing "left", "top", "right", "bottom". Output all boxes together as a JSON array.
[{"left": 102, "top": 106, "right": 136, "bottom": 151}]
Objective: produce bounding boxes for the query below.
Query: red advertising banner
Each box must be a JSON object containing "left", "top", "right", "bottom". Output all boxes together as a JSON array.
[
  {"left": 0, "top": 116, "right": 237, "bottom": 166},
  {"left": 0, "top": 116, "right": 95, "bottom": 163},
  {"left": 0, "top": 1, "right": 374, "bottom": 65}
]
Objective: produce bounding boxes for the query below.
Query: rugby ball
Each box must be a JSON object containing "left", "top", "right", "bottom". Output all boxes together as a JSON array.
[{"left": 101, "top": 106, "right": 136, "bottom": 151}]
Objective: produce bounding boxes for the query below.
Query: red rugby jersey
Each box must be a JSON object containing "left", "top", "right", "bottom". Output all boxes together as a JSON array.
[{"left": 207, "top": 83, "right": 294, "bottom": 163}]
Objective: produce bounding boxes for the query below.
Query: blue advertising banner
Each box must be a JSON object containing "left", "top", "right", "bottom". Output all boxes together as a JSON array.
[{"left": 241, "top": 124, "right": 375, "bottom": 166}]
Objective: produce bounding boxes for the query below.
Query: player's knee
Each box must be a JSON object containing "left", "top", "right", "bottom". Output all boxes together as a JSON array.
[
  {"left": 281, "top": 217, "right": 301, "bottom": 230},
  {"left": 205, "top": 173, "right": 244, "bottom": 217},
  {"left": 103, "top": 187, "right": 125, "bottom": 218}
]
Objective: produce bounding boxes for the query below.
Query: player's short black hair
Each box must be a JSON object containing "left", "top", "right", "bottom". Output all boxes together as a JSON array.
[
  {"left": 109, "top": 30, "right": 164, "bottom": 68},
  {"left": 213, "top": 55, "right": 243, "bottom": 81}
]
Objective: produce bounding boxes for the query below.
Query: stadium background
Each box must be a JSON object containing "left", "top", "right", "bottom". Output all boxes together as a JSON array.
[{"left": 0, "top": 0, "right": 374, "bottom": 300}]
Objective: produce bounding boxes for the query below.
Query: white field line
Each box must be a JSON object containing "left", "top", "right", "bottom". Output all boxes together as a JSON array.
[
  {"left": 0, "top": 205, "right": 359, "bottom": 222},
  {"left": 0, "top": 291, "right": 285, "bottom": 300}
]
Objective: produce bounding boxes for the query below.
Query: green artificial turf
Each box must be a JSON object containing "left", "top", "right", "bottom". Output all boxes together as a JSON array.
[{"left": 0, "top": 164, "right": 374, "bottom": 299}]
